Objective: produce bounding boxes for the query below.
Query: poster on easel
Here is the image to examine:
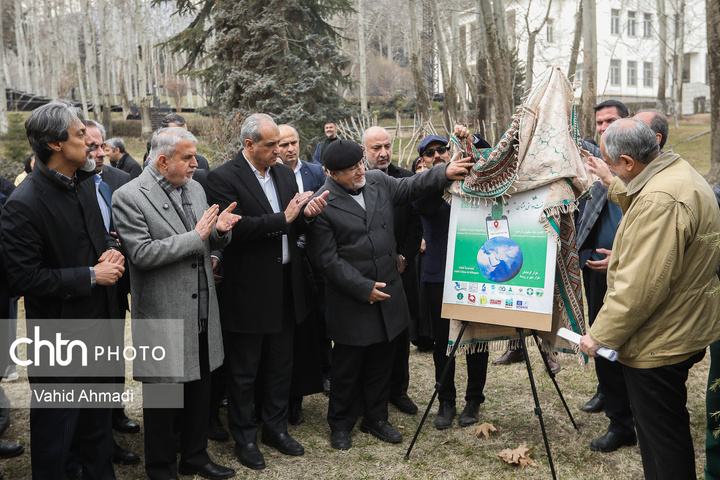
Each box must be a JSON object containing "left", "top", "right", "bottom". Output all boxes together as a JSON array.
[{"left": 441, "top": 184, "right": 557, "bottom": 332}]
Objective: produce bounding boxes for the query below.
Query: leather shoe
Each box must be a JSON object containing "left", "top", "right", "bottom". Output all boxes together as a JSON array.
[
  {"left": 434, "top": 401, "right": 456, "bottom": 430},
  {"left": 178, "top": 460, "right": 235, "bottom": 479},
  {"left": 360, "top": 420, "right": 402, "bottom": 443},
  {"left": 208, "top": 417, "right": 229, "bottom": 441},
  {"left": 330, "top": 430, "right": 352, "bottom": 450},
  {"left": 545, "top": 354, "right": 562, "bottom": 374},
  {"left": 288, "top": 399, "right": 304, "bottom": 426},
  {"left": 390, "top": 394, "right": 418, "bottom": 414},
  {"left": 589, "top": 430, "right": 637, "bottom": 452},
  {"left": 234, "top": 443, "right": 265, "bottom": 470},
  {"left": 581, "top": 392, "right": 605, "bottom": 413},
  {"left": 261, "top": 432, "right": 304, "bottom": 456},
  {"left": 112, "top": 410, "right": 140, "bottom": 434},
  {"left": 112, "top": 444, "right": 140, "bottom": 465},
  {"left": 0, "top": 441, "right": 23, "bottom": 459},
  {"left": 492, "top": 348, "right": 524, "bottom": 365},
  {"left": 457, "top": 400, "right": 481, "bottom": 427}
]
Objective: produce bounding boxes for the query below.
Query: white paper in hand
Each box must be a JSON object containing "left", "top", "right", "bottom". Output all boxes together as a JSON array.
[{"left": 557, "top": 328, "right": 618, "bottom": 362}]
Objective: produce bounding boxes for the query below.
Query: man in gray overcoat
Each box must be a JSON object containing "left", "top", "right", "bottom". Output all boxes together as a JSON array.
[
  {"left": 307, "top": 139, "right": 473, "bottom": 450},
  {"left": 112, "top": 127, "right": 239, "bottom": 480}
]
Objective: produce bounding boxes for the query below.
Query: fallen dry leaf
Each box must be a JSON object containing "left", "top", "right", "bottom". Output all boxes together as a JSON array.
[
  {"left": 475, "top": 422, "right": 498, "bottom": 440},
  {"left": 497, "top": 444, "right": 537, "bottom": 469}
]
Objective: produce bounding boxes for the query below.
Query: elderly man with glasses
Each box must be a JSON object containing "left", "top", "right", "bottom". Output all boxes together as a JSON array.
[{"left": 307, "top": 139, "right": 473, "bottom": 450}]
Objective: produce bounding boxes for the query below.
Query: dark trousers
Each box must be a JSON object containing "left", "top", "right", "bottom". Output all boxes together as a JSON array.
[
  {"left": 224, "top": 320, "right": 294, "bottom": 446},
  {"left": 328, "top": 340, "right": 397, "bottom": 432},
  {"left": 584, "top": 268, "right": 635, "bottom": 435},
  {"left": 426, "top": 282, "right": 488, "bottom": 405},
  {"left": 706, "top": 341, "right": 720, "bottom": 480},
  {"left": 30, "top": 406, "right": 115, "bottom": 480},
  {"left": 390, "top": 328, "right": 410, "bottom": 398},
  {"left": 143, "top": 332, "right": 211, "bottom": 480},
  {"left": 624, "top": 351, "right": 704, "bottom": 480}
]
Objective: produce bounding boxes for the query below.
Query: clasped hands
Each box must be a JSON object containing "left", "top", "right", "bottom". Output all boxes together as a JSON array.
[
  {"left": 195, "top": 202, "right": 242, "bottom": 241},
  {"left": 285, "top": 191, "right": 330, "bottom": 223}
]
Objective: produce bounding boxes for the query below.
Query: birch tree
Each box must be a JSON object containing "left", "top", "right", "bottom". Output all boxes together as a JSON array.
[
  {"left": 580, "top": 0, "right": 597, "bottom": 139},
  {"left": 477, "top": 0, "right": 513, "bottom": 129},
  {"left": 358, "top": 0, "right": 368, "bottom": 115},
  {"left": 705, "top": 0, "right": 720, "bottom": 184},
  {"left": 523, "top": 0, "right": 553, "bottom": 91},
  {"left": 408, "top": 0, "right": 432, "bottom": 121}
]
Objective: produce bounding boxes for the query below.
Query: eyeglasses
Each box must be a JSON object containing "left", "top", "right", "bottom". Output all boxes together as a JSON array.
[
  {"left": 422, "top": 145, "right": 450, "bottom": 157},
  {"left": 342, "top": 162, "right": 365, "bottom": 174}
]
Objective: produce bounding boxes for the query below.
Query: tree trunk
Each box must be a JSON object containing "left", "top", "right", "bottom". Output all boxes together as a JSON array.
[
  {"left": 136, "top": 0, "right": 152, "bottom": 141},
  {"left": 674, "top": 0, "right": 685, "bottom": 127},
  {"left": 45, "top": 0, "right": 58, "bottom": 100},
  {"left": 477, "top": 0, "right": 513, "bottom": 129},
  {"left": 13, "top": 0, "right": 28, "bottom": 92},
  {"left": 656, "top": 0, "right": 667, "bottom": 107},
  {"left": 429, "top": 0, "right": 456, "bottom": 130},
  {"left": 451, "top": 11, "right": 468, "bottom": 113},
  {"left": 0, "top": 7, "right": 7, "bottom": 135},
  {"left": 524, "top": 0, "right": 553, "bottom": 91},
  {"left": 358, "top": 0, "right": 368, "bottom": 115},
  {"left": 80, "top": 0, "right": 100, "bottom": 119},
  {"left": 581, "top": 0, "right": 597, "bottom": 140},
  {"left": 526, "top": 33, "right": 537, "bottom": 91},
  {"left": 475, "top": 5, "right": 489, "bottom": 130},
  {"left": 705, "top": 0, "right": 720, "bottom": 184},
  {"left": 567, "top": 0, "right": 583, "bottom": 82},
  {"left": 74, "top": 31, "right": 90, "bottom": 119},
  {"left": 408, "top": 0, "right": 432, "bottom": 122},
  {"left": 98, "top": 0, "right": 112, "bottom": 135}
]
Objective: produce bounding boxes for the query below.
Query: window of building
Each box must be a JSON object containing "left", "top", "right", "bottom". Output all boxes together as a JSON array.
[
  {"left": 644, "top": 62, "right": 653, "bottom": 87},
  {"left": 611, "top": 9, "right": 620, "bottom": 34},
  {"left": 610, "top": 59, "right": 621, "bottom": 85},
  {"left": 547, "top": 19, "right": 554, "bottom": 43},
  {"left": 575, "top": 63, "right": 583, "bottom": 86},
  {"left": 683, "top": 53, "right": 691, "bottom": 83},
  {"left": 643, "top": 13, "right": 652, "bottom": 37},
  {"left": 628, "top": 11, "right": 637, "bottom": 36},
  {"left": 627, "top": 61, "right": 637, "bottom": 86}
]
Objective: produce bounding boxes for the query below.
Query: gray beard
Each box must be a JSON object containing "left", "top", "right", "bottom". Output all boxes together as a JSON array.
[
  {"left": 81, "top": 158, "right": 96, "bottom": 172},
  {"left": 352, "top": 178, "right": 366, "bottom": 190}
]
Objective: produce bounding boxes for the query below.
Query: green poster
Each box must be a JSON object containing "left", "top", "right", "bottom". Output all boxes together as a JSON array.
[{"left": 443, "top": 185, "right": 557, "bottom": 315}]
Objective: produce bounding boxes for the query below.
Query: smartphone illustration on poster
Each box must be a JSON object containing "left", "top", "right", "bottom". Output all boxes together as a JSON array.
[{"left": 486, "top": 215, "right": 510, "bottom": 239}]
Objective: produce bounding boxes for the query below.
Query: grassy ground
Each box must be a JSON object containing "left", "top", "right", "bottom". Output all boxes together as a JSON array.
[{"left": 0, "top": 301, "right": 712, "bottom": 479}]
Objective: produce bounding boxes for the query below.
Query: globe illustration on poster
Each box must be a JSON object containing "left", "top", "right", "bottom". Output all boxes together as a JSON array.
[{"left": 476, "top": 237, "right": 523, "bottom": 283}]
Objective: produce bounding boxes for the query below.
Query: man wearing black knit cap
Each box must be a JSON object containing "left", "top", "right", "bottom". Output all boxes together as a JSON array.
[{"left": 307, "top": 139, "right": 473, "bottom": 450}]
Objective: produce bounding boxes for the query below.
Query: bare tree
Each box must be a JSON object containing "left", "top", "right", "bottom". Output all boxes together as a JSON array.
[
  {"left": 408, "top": 0, "right": 432, "bottom": 121},
  {"left": 358, "top": 0, "right": 368, "bottom": 115},
  {"left": 672, "top": 0, "right": 686, "bottom": 128},
  {"left": 477, "top": 0, "right": 513, "bottom": 129},
  {"left": 580, "top": 0, "right": 596, "bottom": 139},
  {"left": 656, "top": 0, "right": 668, "bottom": 109},
  {"left": 705, "top": 0, "right": 720, "bottom": 184},
  {"left": 567, "top": 0, "right": 583, "bottom": 83},
  {"left": 523, "top": 0, "right": 553, "bottom": 91},
  {"left": 429, "top": 0, "right": 457, "bottom": 130},
  {"left": 0, "top": 7, "right": 7, "bottom": 135}
]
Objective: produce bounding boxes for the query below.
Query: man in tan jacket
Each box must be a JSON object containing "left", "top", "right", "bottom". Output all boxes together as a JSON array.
[{"left": 580, "top": 118, "right": 720, "bottom": 480}]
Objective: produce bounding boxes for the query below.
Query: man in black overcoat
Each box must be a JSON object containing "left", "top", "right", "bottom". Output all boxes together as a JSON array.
[
  {"left": 307, "top": 139, "right": 473, "bottom": 450},
  {"left": 1, "top": 101, "right": 125, "bottom": 479},
  {"left": 205, "top": 114, "right": 328, "bottom": 471},
  {"left": 361, "top": 126, "right": 423, "bottom": 415}
]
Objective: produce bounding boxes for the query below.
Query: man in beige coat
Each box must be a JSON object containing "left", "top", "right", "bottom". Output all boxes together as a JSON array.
[{"left": 580, "top": 118, "right": 720, "bottom": 480}]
